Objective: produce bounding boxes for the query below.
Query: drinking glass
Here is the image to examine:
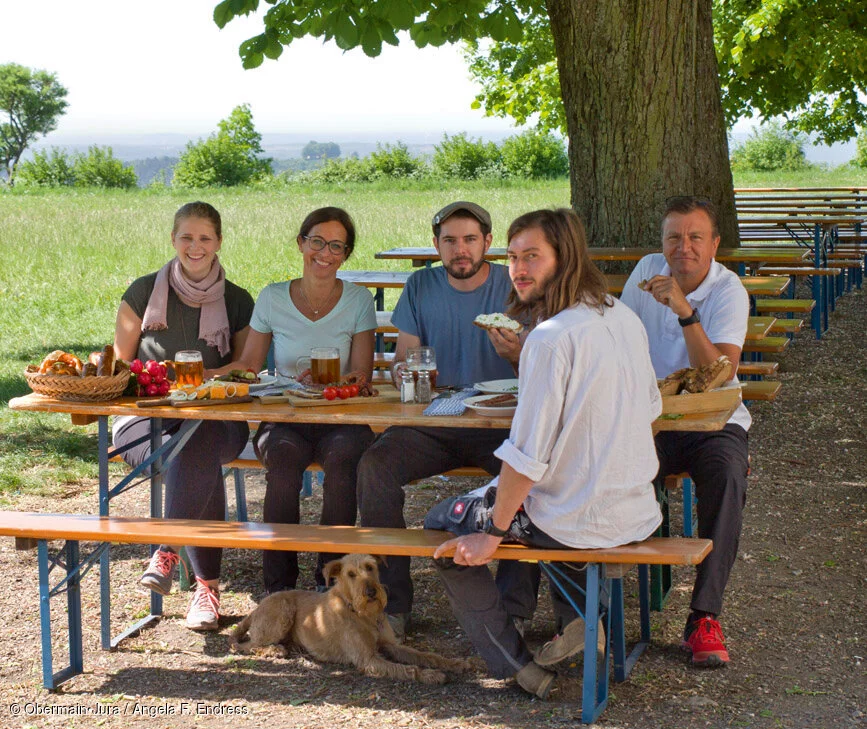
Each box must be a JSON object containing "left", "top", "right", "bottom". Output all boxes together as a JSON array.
[
  {"left": 173, "top": 350, "right": 204, "bottom": 387},
  {"left": 297, "top": 347, "right": 340, "bottom": 384}
]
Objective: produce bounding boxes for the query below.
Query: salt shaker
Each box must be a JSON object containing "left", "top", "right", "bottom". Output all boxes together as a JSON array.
[
  {"left": 415, "top": 370, "right": 432, "bottom": 404},
  {"left": 400, "top": 369, "right": 415, "bottom": 403}
]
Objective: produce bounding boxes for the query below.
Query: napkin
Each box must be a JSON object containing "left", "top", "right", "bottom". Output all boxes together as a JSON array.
[{"left": 422, "top": 389, "right": 479, "bottom": 416}]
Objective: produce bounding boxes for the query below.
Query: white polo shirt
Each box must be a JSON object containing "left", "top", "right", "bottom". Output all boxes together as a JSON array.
[
  {"left": 620, "top": 254, "right": 751, "bottom": 432},
  {"left": 485, "top": 298, "right": 663, "bottom": 549}
]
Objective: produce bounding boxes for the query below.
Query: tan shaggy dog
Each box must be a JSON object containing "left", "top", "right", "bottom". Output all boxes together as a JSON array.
[{"left": 231, "top": 553, "right": 472, "bottom": 684}]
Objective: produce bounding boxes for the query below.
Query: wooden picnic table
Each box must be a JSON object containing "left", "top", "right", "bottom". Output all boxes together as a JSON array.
[
  {"left": 374, "top": 246, "right": 809, "bottom": 268},
  {"left": 734, "top": 187, "right": 867, "bottom": 194}
]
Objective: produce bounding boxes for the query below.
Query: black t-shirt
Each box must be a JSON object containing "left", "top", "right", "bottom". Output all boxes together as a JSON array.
[{"left": 122, "top": 271, "right": 254, "bottom": 369}]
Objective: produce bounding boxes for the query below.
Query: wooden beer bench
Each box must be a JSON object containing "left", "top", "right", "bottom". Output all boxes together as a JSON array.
[{"left": 0, "top": 510, "right": 711, "bottom": 725}]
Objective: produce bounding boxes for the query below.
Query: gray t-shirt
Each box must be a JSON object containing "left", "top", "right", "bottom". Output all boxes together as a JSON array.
[
  {"left": 391, "top": 263, "right": 516, "bottom": 387},
  {"left": 122, "top": 271, "right": 254, "bottom": 369}
]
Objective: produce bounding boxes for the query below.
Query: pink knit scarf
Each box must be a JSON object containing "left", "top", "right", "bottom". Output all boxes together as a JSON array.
[{"left": 142, "top": 257, "right": 231, "bottom": 356}]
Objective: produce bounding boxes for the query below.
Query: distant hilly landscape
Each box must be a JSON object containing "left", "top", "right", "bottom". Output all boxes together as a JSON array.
[{"left": 28, "top": 130, "right": 858, "bottom": 187}]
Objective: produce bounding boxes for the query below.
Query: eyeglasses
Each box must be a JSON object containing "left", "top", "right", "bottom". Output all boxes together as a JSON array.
[{"left": 302, "top": 235, "right": 348, "bottom": 255}]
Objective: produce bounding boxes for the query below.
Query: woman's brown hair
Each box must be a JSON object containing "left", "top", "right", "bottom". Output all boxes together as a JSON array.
[
  {"left": 506, "top": 208, "right": 611, "bottom": 323},
  {"left": 172, "top": 201, "right": 222, "bottom": 238}
]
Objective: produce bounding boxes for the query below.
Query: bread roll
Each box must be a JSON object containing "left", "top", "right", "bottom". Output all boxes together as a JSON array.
[{"left": 97, "top": 345, "right": 115, "bottom": 377}]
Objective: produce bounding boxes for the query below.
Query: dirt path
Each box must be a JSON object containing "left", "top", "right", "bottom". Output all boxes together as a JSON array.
[{"left": 0, "top": 288, "right": 864, "bottom": 729}]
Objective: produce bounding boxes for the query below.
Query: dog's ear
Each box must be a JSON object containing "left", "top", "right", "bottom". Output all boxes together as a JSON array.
[
  {"left": 322, "top": 559, "right": 342, "bottom": 586},
  {"left": 374, "top": 554, "right": 388, "bottom": 568}
]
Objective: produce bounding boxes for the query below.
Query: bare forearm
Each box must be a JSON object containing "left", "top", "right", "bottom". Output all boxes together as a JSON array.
[{"left": 490, "top": 462, "right": 535, "bottom": 531}]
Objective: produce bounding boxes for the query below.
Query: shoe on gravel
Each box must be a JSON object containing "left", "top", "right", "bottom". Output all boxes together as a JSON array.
[
  {"left": 185, "top": 577, "right": 220, "bottom": 631},
  {"left": 682, "top": 615, "right": 730, "bottom": 667},
  {"left": 534, "top": 617, "right": 606, "bottom": 667},
  {"left": 140, "top": 548, "right": 180, "bottom": 596}
]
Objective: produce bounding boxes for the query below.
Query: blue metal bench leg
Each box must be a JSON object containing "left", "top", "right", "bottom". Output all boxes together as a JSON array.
[
  {"left": 582, "top": 564, "right": 609, "bottom": 724},
  {"left": 234, "top": 468, "right": 248, "bottom": 521},
  {"left": 38, "top": 539, "right": 85, "bottom": 690},
  {"left": 682, "top": 477, "right": 695, "bottom": 538}
]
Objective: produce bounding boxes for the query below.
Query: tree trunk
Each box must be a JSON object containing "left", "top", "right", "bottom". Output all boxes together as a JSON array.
[{"left": 546, "top": 0, "right": 738, "bottom": 248}]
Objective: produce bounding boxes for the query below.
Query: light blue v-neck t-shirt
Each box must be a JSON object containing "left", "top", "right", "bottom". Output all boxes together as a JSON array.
[{"left": 250, "top": 280, "right": 377, "bottom": 377}]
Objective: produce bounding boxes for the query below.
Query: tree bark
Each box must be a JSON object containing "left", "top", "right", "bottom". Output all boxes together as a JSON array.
[{"left": 546, "top": 0, "right": 738, "bottom": 248}]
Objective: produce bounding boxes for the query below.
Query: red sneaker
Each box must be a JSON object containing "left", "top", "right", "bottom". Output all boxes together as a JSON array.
[{"left": 682, "top": 616, "right": 730, "bottom": 667}]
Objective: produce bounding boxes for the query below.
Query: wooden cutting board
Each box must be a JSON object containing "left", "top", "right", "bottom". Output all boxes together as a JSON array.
[
  {"left": 283, "top": 389, "right": 402, "bottom": 408},
  {"left": 661, "top": 386, "right": 742, "bottom": 415},
  {"left": 136, "top": 395, "right": 254, "bottom": 408}
]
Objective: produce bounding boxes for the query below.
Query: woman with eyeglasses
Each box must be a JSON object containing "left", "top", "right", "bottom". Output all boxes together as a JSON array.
[{"left": 218, "top": 206, "right": 376, "bottom": 593}]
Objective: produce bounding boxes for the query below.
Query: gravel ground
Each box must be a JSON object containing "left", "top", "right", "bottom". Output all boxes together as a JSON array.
[{"left": 0, "top": 284, "right": 864, "bottom": 729}]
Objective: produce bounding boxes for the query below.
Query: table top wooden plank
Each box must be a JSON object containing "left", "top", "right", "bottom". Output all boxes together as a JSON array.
[
  {"left": 740, "top": 276, "right": 792, "bottom": 296},
  {"left": 0, "top": 512, "right": 713, "bottom": 565},
  {"left": 735, "top": 215, "right": 865, "bottom": 226},
  {"left": 746, "top": 316, "right": 776, "bottom": 341},
  {"left": 737, "top": 207, "right": 864, "bottom": 216},
  {"left": 734, "top": 187, "right": 866, "bottom": 194},
  {"left": 337, "top": 271, "right": 411, "bottom": 287},
  {"left": 9, "top": 392, "right": 738, "bottom": 434}
]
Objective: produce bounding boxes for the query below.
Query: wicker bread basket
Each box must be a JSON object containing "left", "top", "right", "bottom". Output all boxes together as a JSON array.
[{"left": 24, "top": 369, "right": 130, "bottom": 402}]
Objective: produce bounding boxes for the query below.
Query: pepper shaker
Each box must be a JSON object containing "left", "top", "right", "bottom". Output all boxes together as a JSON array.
[{"left": 415, "top": 370, "right": 432, "bottom": 404}]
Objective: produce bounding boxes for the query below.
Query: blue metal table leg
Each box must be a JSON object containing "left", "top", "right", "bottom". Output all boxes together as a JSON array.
[
  {"left": 148, "top": 418, "right": 164, "bottom": 620},
  {"left": 37, "top": 540, "right": 55, "bottom": 688},
  {"left": 581, "top": 564, "right": 609, "bottom": 724},
  {"left": 682, "top": 477, "right": 695, "bottom": 538},
  {"left": 98, "top": 417, "right": 112, "bottom": 650}
]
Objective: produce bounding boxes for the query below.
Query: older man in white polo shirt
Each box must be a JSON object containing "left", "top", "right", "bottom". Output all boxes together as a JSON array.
[{"left": 620, "top": 195, "right": 750, "bottom": 669}]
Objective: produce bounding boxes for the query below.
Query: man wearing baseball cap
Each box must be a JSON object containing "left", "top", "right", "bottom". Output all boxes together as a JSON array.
[{"left": 356, "top": 201, "right": 531, "bottom": 641}]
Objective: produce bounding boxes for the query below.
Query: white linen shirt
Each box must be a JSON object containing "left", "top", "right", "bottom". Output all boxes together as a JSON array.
[
  {"left": 488, "top": 298, "right": 663, "bottom": 549},
  {"left": 620, "top": 254, "right": 751, "bottom": 431}
]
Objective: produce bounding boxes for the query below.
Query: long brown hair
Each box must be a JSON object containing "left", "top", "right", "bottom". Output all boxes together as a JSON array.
[{"left": 506, "top": 208, "right": 611, "bottom": 323}]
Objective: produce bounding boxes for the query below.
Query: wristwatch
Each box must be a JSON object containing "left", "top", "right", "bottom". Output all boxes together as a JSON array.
[
  {"left": 678, "top": 308, "right": 701, "bottom": 327},
  {"left": 483, "top": 516, "right": 509, "bottom": 538}
]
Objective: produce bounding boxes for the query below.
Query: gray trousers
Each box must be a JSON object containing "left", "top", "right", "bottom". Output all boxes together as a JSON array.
[
  {"left": 113, "top": 417, "right": 250, "bottom": 581},
  {"left": 654, "top": 424, "right": 749, "bottom": 616},
  {"left": 356, "top": 425, "right": 538, "bottom": 616},
  {"left": 424, "top": 488, "right": 588, "bottom": 679}
]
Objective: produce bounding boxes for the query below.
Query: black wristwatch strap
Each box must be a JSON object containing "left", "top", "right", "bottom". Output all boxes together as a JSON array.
[
  {"left": 483, "top": 517, "right": 509, "bottom": 538},
  {"left": 678, "top": 308, "right": 701, "bottom": 327}
]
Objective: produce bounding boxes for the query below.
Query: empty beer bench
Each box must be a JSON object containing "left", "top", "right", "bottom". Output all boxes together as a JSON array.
[{"left": 0, "top": 511, "right": 710, "bottom": 725}]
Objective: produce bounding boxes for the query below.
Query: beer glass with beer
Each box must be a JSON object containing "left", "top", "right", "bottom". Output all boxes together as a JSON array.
[
  {"left": 297, "top": 347, "right": 340, "bottom": 385},
  {"left": 173, "top": 350, "right": 204, "bottom": 387}
]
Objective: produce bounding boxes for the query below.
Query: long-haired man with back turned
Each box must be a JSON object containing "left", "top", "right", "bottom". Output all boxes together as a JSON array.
[{"left": 425, "top": 208, "right": 663, "bottom": 699}]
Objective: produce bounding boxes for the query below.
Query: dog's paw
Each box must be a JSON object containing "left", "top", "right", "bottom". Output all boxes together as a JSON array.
[
  {"left": 418, "top": 668, "right": 448, "bottom": 685},
  {"left": 255, "top": 644, "right": 289, "bottom": 659},
  {"left": 448, "top": 658, "right": 478, "bottom": 675}
]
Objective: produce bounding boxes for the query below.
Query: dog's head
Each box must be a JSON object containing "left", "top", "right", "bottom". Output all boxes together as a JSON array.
[{"left": 322, "top": 553, "right": 387, "bottom": 618}]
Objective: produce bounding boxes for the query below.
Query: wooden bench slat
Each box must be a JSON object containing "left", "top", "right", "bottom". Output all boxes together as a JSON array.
[
  {"left": 742, "top": 381, "right": 782, "bottom": 401},
  {"left": 757, "top": 266, "right": 842, "bottom": 276},
  {"left": 0, "top": 512, "right": 711, "bottom": 565},
  {"left": 743, "top": 336, "right": 790, "bottom": 353},
  {"left": 770, "top": 319, "right": 804, "bottom": 334},
  {"left": 737, "top": 361, "right": 779, "bottom": 376},
  {"left": 754, "top": 298, "right": 815, "bottom": 313}
]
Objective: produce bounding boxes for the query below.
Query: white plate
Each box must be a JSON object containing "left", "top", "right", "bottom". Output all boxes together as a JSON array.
[
  {"left": 463, "top": 394, "right": 517, "bottom": 417},
  {"left": 249, "top": 374, "right": 279, "bottom": 392},
  {"left": 473, "top": 378, "right": 519, "bottom": 395}
]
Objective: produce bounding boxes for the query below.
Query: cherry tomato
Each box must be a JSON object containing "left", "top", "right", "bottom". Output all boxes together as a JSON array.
[
  {"left": 145, "top": 383, "right": 160, "bottom": 396},
  {"left": 337, "top": 386, "right": 352, "bottom": 400},
  {"left": 137, "top": 371, "right": 152, "bottom": 386},
  {"left": 348, "top": 384, "right": 359, "bottom": 398},
  {"left": 129, "top": 359, "right": 144, "bottom": 375},
  {"left": 322, "top": 387, "right": 338, "bottom": 401}
]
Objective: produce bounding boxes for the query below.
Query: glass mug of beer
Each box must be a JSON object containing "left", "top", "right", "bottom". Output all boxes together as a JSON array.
[
  {"left": 297, "top": 347, "right": 340, "bottom": 385},
  {"left": 173, "top": 350, "right": 204, "bottom": 388},
  {"left": 394, "top": 346, "right": 438, "bottom": 389}
]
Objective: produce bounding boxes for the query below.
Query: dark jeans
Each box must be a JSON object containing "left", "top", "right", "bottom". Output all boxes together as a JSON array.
[
  {"left": 113, "top": 417, "right": 250, "bottom": 581},
  {"left": 655, "top": 424, "right": 749, "bottom": 616},
  {"left": 424, "top": 487, "right": 588, "bottom": 678},
  {"left": 356, "top": 425, "right": 535, "bottom": 616},
  {"left": 254, "top": 421, "right": 374, "bottom": 592}
]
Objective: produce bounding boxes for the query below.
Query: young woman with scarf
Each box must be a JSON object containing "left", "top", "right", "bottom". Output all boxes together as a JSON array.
[{"left": 112, "top": 201, "right": 255, "bottom": 631}]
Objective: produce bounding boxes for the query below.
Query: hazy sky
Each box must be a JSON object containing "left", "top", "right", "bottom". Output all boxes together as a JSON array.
[{"left": 4, "top": 0, "right": 517, "bottom": 138}]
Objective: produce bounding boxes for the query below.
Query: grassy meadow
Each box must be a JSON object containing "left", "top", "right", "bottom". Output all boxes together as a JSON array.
[{"left": 1, "top": 169, "right": 865, "bottom": 496}]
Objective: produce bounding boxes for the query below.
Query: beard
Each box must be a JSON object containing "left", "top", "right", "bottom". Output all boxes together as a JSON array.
[{"left": 444, "top": 256, "right": 485, "bottom": 280}]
